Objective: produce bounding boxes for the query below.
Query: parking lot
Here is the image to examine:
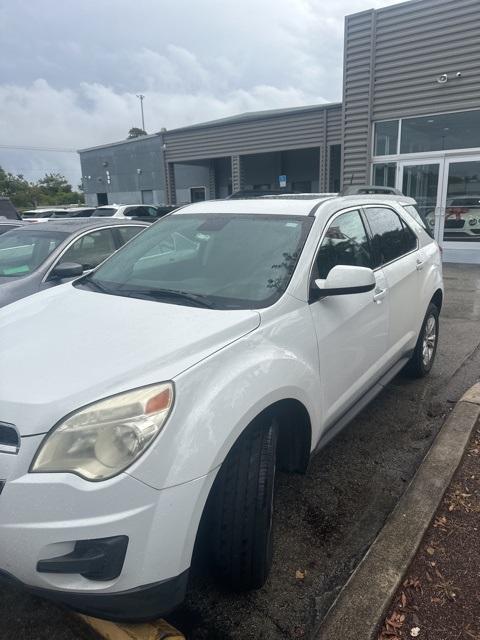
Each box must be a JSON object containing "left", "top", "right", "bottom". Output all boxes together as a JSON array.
[{"left": 1, "top": 263, "right": 479, "bottom": 640}]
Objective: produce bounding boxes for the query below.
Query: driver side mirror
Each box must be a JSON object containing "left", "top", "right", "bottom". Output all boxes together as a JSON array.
[
  {"left": 310, "top": 265, "right": 375, "bottom": 301},
  {"left": 49, "top": 262, "right": 84, "bottom": 281}
]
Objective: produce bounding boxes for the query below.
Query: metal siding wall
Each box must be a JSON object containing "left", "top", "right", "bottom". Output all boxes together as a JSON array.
[
  {"left": 373, "top": 0, "right": 480, "bottom": 120},
  {"left": 343, "top": 0, "right": 480, "bottom": 187},
  {"left": 342, "top": 11, "right": 375, "bottom": 186},
  {"left": 79, "top": 136, "right": 165, "bottom": 199},
  {"left": 164, "top": 106, "right": 342, "bottom": 162}
]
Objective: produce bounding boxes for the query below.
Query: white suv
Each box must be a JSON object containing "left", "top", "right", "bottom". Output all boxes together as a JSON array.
[
  {"left": 0, "top": 194, "right": 443, "bottom": 621},
  {"left": 93, "top": 204, "right": 159, "bottom": 219}
]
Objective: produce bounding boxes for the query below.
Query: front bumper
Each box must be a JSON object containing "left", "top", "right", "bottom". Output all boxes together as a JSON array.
[
  {"left": 0, "top": 435, "right": 216, "bottom": 619},
  {"left": 0, "top": 567, "right": 189, "bottom": 622}
]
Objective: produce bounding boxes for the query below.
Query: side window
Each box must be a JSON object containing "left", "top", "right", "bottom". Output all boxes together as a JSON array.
[
  {"left": 125, "top": 206, "right": 143, "bottom": 217},
  {"left": 315, "top": 210, "right": 372, "bottom": 280},
  {"left": 117, "top": 226, "right": 144, "bottom": 245},
  {"left": 58, "top": 229, "right": 117, "bottom": 270},
  {"left": 404, "top": 204, "right": 434, "bottom": 238},
  {"left": 364, "top": 207, "right": 417, "bottom": 266}
]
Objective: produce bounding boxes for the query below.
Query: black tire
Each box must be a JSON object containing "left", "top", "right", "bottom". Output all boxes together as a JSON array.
[
  {"left": 209, "top": 418, "right": 277, "bottom": 591},
  {"left": 405, "top": 303, "right": 440, "bottom": 378}
]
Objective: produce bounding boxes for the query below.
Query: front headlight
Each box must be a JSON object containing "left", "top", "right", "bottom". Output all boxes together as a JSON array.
[{"left": 31, "top": 382, "right": 174, "bottom": 481}]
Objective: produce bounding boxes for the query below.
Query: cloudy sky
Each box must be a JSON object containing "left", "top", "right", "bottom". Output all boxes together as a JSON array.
[{"left": 0, "top": 0, "right": 399, "bottom": 186}]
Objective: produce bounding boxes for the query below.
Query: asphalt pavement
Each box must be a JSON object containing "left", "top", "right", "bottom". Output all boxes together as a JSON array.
[{"left": 1, "top": 263, "right": 480, "bottom": 640}]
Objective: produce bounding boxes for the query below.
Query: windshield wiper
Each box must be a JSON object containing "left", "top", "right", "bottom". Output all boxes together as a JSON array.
[
  {"left": 118, "top": 288, "right": 215, "bottom": 308},
  {"left": 75, "top": 278, "right": 115, "bottom": 295}
]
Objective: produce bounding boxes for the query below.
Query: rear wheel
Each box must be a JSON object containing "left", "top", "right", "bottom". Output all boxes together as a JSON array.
[
  {"left": 209, "top": 418, "right": 277, "bottom": 591},
  {"left": 405, "top": 303, "right": 439, "bottom": 378}
]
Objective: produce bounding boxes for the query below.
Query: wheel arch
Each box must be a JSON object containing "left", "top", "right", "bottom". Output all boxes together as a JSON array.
[{"left": 431, "top": 288, "right": 443, "bottom": 312}]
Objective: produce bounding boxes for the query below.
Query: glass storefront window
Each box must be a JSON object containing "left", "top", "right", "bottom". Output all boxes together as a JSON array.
[
  {"left": 402, "top": 164, "right": 439, "bottom": 235},
  {"left": 374, "top": 121, "right": 399, "bottom": 156},
  {"left": 373, "top": 163, "right": 397, "bottom": 188},
  {"left": 444, "top": 160, "right": 480, "bottom": 244},
  {"left": 401, "top": 110, "right": 480, "bottom": 154}
]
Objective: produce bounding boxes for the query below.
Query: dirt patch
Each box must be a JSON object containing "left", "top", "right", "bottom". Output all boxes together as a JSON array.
[{"left": 378, "top": 425, "right": 480, "bottom": 640}]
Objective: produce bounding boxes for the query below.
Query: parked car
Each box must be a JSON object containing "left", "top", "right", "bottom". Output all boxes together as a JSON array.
[
  {"left": 0, "top": 194, "right": 443, "bottom": 621},
  {"left": 444, "top": 195, "right": 480, "bottom": 240},
  {"left": 0, "top": 219, "right": 29, "bottom": 236},
  {"left": 0, "top": 218, "right": 147, "bottom": 307},
  {"left": 92, "top": 204, "right": 173, "bottom": 221},
  {"left": 22, "top": 207, "right": 96, "bottom": 222}
]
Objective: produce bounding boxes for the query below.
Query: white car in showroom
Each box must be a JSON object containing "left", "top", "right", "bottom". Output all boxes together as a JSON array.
[{"left": 0, "top": 192, "right": 443, "bottom": 621}]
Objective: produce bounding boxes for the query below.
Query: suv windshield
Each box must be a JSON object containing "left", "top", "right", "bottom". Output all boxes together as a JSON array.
[
  {"left": 0, "top": 230, "right": 66, "bottom": 277},
  {"left": 77, "top": 213, "right": 313, "bottom": 309}
]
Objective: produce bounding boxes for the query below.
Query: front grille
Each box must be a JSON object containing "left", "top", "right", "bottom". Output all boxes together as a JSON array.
[{"left": 0, "top": 422, "right": 20, "bottom": 454}]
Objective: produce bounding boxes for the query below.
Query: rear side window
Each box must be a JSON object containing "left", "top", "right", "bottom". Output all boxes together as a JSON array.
[
  {"left": 117, "top": 226, "right": 144, "bottom": 245},
  {"left": 404, "top": 205, "right": 434, "bottom": 238},
  {"left": 364, "top": 207, "right": 417, "bottom": 266},
  {"left": 315, "top": 209, "right": 373, "bottom": 279}
]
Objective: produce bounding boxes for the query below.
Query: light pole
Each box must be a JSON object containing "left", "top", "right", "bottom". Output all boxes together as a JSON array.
[{"left": 136, "top": 94, "right": 145, "bottom": 131}]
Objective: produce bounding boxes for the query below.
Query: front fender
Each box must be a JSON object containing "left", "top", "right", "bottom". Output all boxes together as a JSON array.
[{"left": 128, "top": 315, "right": 322, "bottom": 490}]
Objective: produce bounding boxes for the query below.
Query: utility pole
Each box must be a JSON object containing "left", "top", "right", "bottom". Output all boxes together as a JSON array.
[{"left": 136, "top": 94, "right": 145, "bottom": 131}]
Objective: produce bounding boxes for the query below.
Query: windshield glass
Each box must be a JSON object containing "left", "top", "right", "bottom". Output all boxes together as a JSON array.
[
  {"left": 93, "top": 207, "right": 117, "bottom": 217},
  {"left": 0, "top": 230, "right": 66, "bottom": 277},
  {"left": 77, "top": 213, "right": 313, "bottom": 309}
]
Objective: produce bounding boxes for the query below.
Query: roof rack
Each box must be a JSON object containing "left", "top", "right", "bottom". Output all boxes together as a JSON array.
[{"left": 340, "top": 185, "right": 403, "bottom": 196}]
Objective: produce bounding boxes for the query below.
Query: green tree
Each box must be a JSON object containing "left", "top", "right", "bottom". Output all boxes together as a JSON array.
[
  {"left": 0, "top": 167, "right": 33, "bottom": 208},
  {"left": 0, "top": 166, "right": 84, "bottom": 209},
  {"left": 127, "top": 127, "right": 147, "bottom": 138}
]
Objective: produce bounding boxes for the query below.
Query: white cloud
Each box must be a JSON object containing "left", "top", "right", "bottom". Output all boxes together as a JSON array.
[{"left": 0, "top": 0, "right": 399, "bottom": 185}]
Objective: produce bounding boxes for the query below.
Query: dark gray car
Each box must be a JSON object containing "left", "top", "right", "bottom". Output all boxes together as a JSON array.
[{"left": 0, "top": 219, "right": 148, "bottom": 308}]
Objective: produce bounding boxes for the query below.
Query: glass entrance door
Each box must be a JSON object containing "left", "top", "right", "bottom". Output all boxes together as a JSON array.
[
  {"left": 399, "top": 161, "right": 441, "bottom": 239},
  {"left": 439, "top": 157, "right": 480, "bottom": 263}
]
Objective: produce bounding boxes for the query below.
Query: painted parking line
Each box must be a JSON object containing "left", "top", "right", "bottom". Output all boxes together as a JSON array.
[{"left": 78, "top": 614, "right": 185, "bottom": 640}]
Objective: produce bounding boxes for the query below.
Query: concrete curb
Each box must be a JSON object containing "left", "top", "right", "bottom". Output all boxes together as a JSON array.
[
  {"left": 315, "top": 382, "right": 480, "bottom": 640},
  {"left": 78, "top": 615, "right": 185, "bottom": 640}
]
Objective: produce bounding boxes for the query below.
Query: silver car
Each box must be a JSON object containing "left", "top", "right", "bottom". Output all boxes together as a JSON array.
[{"left": 0, "top": 218, "right": 148, "bottom": 308}]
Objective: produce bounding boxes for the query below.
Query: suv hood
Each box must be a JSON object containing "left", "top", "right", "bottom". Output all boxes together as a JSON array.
[{"left": 0, "top": 284, "right": 260, "bottom": 436}]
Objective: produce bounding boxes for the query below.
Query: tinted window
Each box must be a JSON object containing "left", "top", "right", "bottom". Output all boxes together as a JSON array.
[
  {"left": 0, "top": 230, "right": 66, "bottom": 277},
  {"left": 404, "top": 205, "right": 434, "bottom": 238},
  {"left": 93, "top": 207, "right": 117, "bottom": 217},
  {"left": 59, "top": 229, "right": 116, "bottom": 270},
  {"left": 365, "top": 207, "right": 417, "bottom": 265},
  {"left": 117, "top": 226, "right": 145, "bottom": 245},
  {"left": 315, "top": 210, "right": 372, "bottom": 280}
]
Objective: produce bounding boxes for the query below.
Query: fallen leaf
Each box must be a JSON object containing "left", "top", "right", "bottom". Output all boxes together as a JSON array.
[
  {"left": 295, "top": 569, "right": 306, "bottom": 580},
  {"left": 426, "top": 546, "right": 435, "bottom": 556}
]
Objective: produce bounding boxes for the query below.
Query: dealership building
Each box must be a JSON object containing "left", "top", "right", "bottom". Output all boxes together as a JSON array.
[{"left": 79, "top": 0, "right": 480, "bottom": 263}]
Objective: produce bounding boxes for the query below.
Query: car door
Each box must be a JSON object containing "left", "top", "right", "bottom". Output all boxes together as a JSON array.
[
  {"left": 363, "top": 206, "right": 421, "bottom": 362},
  {"left": 309, "top": 208, "right": 389, "bottom": 427}
]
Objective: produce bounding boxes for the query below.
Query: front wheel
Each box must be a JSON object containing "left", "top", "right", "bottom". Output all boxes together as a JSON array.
[
  {"left": 209, "top": 418, "right": 277, "bottom": 591},
  {"left": 405, "top": 303, "right": 439, "bottom": 378}
]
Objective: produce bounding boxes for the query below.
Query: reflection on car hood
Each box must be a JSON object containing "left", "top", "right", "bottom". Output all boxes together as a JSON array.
[{"left": 0, "top": 284, "right": 261, "bottom": 435}]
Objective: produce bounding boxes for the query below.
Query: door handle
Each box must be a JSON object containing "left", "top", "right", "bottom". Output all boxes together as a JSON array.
[
  {"left": 373, "top": 287, "right": 387, "bottom": 304},
  {"left": 416, "top": 258, "right": 425, "bottom": 271}
]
